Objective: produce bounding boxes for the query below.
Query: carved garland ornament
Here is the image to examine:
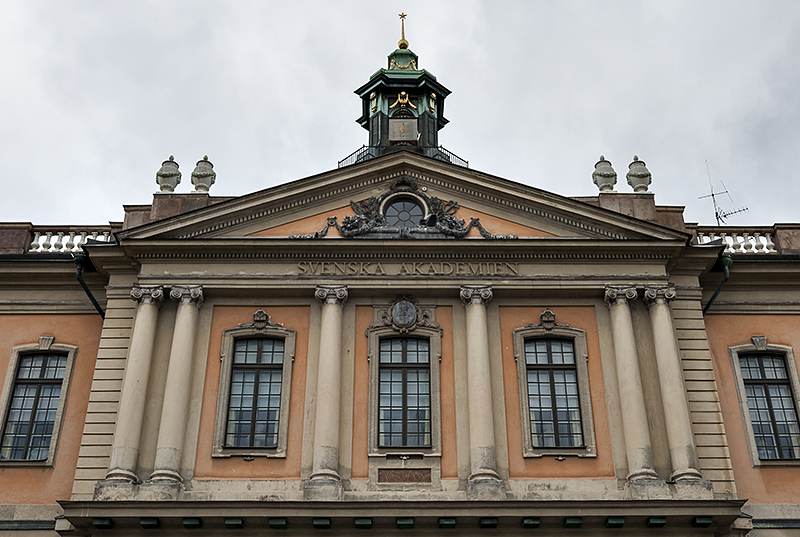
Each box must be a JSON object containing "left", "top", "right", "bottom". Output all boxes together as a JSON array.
[{"left": 291, "top": 176, "right": 518, "bottom": 240}]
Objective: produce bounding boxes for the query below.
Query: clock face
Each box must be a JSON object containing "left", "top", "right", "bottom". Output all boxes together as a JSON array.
[{"left": 392, "top": 301, "right": 416, "bottom": 327}]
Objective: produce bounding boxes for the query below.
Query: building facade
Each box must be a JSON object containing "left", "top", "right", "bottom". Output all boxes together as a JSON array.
[{"left": 1, "top": 34, "right": 800, "bottom": 537}]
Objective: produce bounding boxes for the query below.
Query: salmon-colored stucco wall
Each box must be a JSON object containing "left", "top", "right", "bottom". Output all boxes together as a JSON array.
[
  {"left": 0, "top": 314, "right": 103, "bottom": 504},
  {"left": 706, "top": 314, "right": 800, "bottom": 504},
  {"left": 248, "top": 206, "right": 554, "bottom": 239},
  {"left": 499, "top": 306, "right": 614, "bottom": 478},
  {"left": 351, "top": 306, "right": 457, "bottom": 479},
  {"left": 194, "top": 306, "right": 309, "bottom": 479}
]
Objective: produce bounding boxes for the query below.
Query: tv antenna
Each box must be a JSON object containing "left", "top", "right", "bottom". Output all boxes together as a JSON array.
[{"left": 698, "top": 161, "right": 748, "bottom": 225}]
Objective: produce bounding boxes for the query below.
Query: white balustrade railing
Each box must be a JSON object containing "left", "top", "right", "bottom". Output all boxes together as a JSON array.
[
  {"left": 28, "top": 228, "right": 114, "bottom": 253},
  {"left": 695, "top": 229, "right": 777, "bottom": 254}
]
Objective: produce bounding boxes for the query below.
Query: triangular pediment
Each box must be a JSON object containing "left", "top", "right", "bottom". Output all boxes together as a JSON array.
[{"left": 116, "top": 151, "right": 688, "bottom": 243}]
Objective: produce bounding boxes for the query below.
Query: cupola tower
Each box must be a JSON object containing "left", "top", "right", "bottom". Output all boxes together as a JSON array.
[{"left": 352, "top": 14, "right": 455, "bottom": 162}]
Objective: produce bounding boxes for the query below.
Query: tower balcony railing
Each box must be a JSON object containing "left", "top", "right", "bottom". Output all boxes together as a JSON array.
[{"left": 338, "top": 145, "right": 468, "bottom": 169}]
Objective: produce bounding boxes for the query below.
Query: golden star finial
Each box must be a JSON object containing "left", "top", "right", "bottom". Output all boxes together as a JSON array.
[{"left": 398, "top": 13, "right": 409, "bottom": 49}]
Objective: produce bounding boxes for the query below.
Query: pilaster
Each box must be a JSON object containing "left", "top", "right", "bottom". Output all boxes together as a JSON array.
[
  {"left": 644, "top": 286, "right": 703, "bottom": 481},
  {"left": 150, "top": 285, "right": 203, "bottom": 482},
  {"left": 604, "top": 286, "right": 659, "bottom": 482},
  {"left": 306, "top": 286, "right": 348, "bottom": 500},
  {"left": 106, "top": 286, "right": 164, "bottom": 481},
  {"left": 460, "top": 285, "right": 504, "bottom": 498}
]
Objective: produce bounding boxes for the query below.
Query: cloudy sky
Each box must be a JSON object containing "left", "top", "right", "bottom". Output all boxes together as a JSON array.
[{"left": 1, "top": 1, "right": 799, "bottom": 227}]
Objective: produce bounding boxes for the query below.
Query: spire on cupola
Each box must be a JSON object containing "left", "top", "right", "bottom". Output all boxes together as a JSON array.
[{"left": 341, "top": 14, "right": 467, "bottom": 168}]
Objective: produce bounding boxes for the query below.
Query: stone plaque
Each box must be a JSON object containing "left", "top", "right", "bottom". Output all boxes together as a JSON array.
[{"left": 377, "top": 468, "right": 432, "bottom": 483}]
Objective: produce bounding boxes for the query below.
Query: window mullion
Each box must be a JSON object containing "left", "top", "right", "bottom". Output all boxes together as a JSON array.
[{"left": 22, "top": 383, "right": 42, "bottom": 460}]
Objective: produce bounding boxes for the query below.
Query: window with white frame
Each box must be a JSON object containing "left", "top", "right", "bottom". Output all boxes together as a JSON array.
[
  {"left": 0, "top": 336, "right": 77, "bottom": 466},
  {"left": 213, "top": 310, "right": 295, "bottom": 458},
  {"left": 730, "top": 336, "right": 800, "bottom": 466},
  {"left": 512, "top": 310, "right": 596, "bottom": 458}
]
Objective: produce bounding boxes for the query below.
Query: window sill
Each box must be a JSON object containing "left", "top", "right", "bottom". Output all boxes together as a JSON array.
[
  {"left": 523, "top": 447, "right": 597, "bottom": 458},
  {"left": 0, "top": 459, "right": 54, "bottom": 468},
  {"left": 751, "top": 458, "right": 800, "bottom": 468},
  {"left": 368, "top": 450, "right": 441, "bottom": 458},
  {"left": 212, "top": 448, "right": 286, "bottom": 459}
]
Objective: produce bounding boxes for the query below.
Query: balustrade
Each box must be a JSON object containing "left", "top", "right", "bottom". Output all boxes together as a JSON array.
[
  {"left": 27, "top": 227, "right": 114, "bottom": 253},
  {"left": 695, "top": 228, "right": 777, "bottom": 254}
]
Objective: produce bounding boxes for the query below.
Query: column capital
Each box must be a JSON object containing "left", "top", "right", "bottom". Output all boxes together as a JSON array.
[
  {"left": 643, "top": 285, "right": 677, "bottom": 306},
  {"left": 460, "top": 285, "right": 493, "bottom": 306},
  {"left": 131, "top": 285, "right": 165, "bottom": 306},
  {"left": 170, "top": 285, "right": 204, "bottom": 308},
  {"left": 315, "top": 285, "right": 348, "bottom": 305},
  {"left": 604, "top": 285, "right": 637, "bottom": 307}
]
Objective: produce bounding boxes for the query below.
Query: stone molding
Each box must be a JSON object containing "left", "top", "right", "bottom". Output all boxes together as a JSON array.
[
  {"left": 169, "top": 285, "right": 204, "bottom": 307},
  {"left": 130, "top": 285, "right": 165, "bottom": 306},
  {"left": 460, "top": 285, "right": 493, "bottom": 306},
  {"left": 315, "top": 285, "right": 348, "bottom": 305}
]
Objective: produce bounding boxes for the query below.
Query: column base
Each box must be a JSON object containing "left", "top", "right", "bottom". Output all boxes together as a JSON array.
[
  {"left": 149, "top": 468, "right": 183, "bottom": 482},
  {"left": 303, "top": 477, "right": 343, "bottom": 501},
  {"left": 466, "top": 475, "right": 506, "bottom": 500},
  {"left": 104, "top": 468, "right": 138, "bottom": 482},
  {"left": 671, "top": 467, "right": 703, "bottom": 481},
  {"left": 627, "top": 467, "right": 660, "bottom": 481}
]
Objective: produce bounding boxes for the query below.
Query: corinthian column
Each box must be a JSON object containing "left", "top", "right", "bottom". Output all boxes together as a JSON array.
[
  {"left": 106, "top": 286, "right": 164, "bottom": 481},
  {"left": 150, "top": 285, "right": 203, "bottom": 482},
  {"left": 644, "top": 286, "right": 702, "bottom": 481},
  {"left": 605, "top": 286, "right": 658, "bottom": 481},
  {"left": 460, "top": 285, "right": 500, "bottom": 483},
  {"left": 309, "top": 285, "right": 348, "bottom": 482}
]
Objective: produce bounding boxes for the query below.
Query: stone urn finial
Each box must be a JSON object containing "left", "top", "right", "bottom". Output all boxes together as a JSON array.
[
  {"left": 626, "top": 155, "right": 652, "bottom": 193},
  {"left": 191, "top": 155, "right": 216, "bottom": 193},
  {"left": 592, "top": 155, "right": 617, "bottom": 192},
  {"left": 156, "top": 155, "right": 181, "bottom": 193}
]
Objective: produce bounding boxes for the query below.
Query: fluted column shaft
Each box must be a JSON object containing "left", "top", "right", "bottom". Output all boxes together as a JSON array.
[
  {"left": 106, "top": 286, "right": 164, "bottom": 481},
  {"left": 150, "top": 286, "right": 203, "bottom": 482},
  {"left": 461, "top": 285, "right": 500, "bottom": 481},
  {"left": 645, "top": 286, "right": 702, "bottom": 481},
  {"left": 310, "top": 286, "right": 348, "bottom": 481},
  {"left": 605, "top": 286, "right": 658, "bottom": 481}
]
